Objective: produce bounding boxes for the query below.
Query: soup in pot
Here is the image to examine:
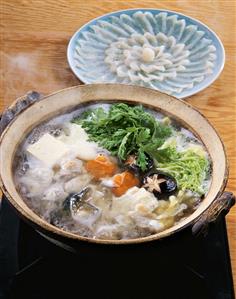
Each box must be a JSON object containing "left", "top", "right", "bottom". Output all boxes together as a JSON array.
[{"left": 14, "top": 103, "right": 211, "bottom": 240}]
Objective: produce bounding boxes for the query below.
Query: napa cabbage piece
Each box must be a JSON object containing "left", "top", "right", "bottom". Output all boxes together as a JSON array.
[{"left": 145, "top": 144, "right": 210, "bottom": 195}]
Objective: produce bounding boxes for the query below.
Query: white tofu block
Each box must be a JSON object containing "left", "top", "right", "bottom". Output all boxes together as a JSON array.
[
  {"left": 58, "top": 124, "right": 98, "bottom": 161},
  {"left": 27, "top": 133, "right": 70, "bottom": 167}
]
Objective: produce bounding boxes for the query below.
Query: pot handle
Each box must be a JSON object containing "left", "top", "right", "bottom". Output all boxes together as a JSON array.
[
  {"left": 192, "top": 191, "right": 235, "bottom": 235},
  {"left": 0, "top": 91, "right": 42, "bottom": 135}
]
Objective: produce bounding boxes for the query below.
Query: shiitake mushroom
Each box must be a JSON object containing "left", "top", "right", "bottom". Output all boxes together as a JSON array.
[{"left": 142, "top": 171, "right": 177, "bottom": 199}]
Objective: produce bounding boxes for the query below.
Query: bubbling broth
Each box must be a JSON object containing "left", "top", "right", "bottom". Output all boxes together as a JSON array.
[{"left": 14, "top": 103, "right": 212, "bottom": 240}]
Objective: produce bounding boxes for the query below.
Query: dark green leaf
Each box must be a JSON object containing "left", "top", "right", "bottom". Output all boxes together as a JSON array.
[{"left": 72, "top": 103, "right": 172, "bottom": 170}]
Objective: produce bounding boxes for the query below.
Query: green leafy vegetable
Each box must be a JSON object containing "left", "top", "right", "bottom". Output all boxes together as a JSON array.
[
  {"left": 72, "top": 103, "right": 210, "bottom": 195},
  {"left": 152, "top": 146, "right": 210, "bottom": 195},
  {"left": 72, "top": 103, "right": 172, "bottom": 171}
]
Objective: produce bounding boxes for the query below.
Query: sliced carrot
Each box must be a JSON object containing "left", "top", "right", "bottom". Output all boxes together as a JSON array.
[
  {"left": 112, "top": 171, "right": 139, "bottom": 197},
  {"left": 85, "top": 155, "right": 117, "bottom": 179}
]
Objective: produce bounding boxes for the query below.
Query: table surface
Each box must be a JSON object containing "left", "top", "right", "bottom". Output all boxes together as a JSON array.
[{"left": 0, "top": 0, "right": 235, "bottom": 289}]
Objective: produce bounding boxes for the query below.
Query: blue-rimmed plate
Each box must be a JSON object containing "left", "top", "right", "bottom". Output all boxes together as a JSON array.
[{"left": 67, "top": 9, "right": 225, "bottom": 99}]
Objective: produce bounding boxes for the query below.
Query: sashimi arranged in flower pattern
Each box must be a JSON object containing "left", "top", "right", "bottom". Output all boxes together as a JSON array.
[{"left": 74, "top": 11, "right": 217, "bottom": 95}]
